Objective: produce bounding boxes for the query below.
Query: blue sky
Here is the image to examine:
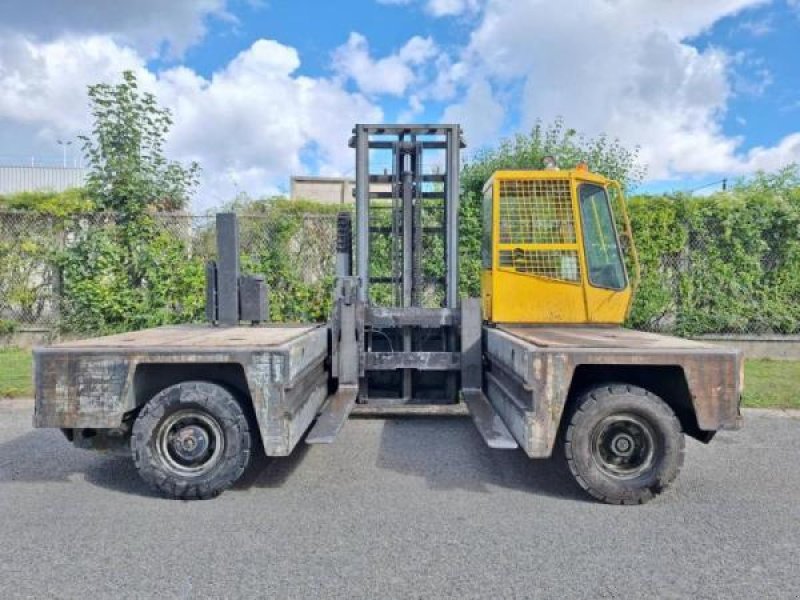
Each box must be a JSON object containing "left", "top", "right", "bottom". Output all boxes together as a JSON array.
[
  {"left": 0, "top": 0, "right": 798, "bottom": 207},
  {"left": 695, "top": 3, "right": 799, "bottom": 144},
  {"left": 175, "top": 1, "right": 452, "bottom": 78}
]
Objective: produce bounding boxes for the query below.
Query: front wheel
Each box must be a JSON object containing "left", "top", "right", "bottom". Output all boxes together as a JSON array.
[
  {"left": 564, "top": 384, "right": 684, "bottom": 505},
  {"left": 131, "top": 381, "right": 253, "bottom": 499}
]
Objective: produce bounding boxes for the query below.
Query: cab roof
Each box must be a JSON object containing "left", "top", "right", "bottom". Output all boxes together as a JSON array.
[{"left": 482, "top": 169, "right": 612, "bottom": 194}]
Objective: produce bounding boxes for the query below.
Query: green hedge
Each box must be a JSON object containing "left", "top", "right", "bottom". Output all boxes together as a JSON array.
[
  {"left": 1, "top": 168, "right": 799, "bottom": 337},
  {"left": 0, "top": 188, "right": 93, "bottom": 216},
  {"left": 57, "top": 215, "right": 208, "bottom": 334},
  {"left": 54, "top": 199, "right": 342, "bottom": 335},
  {"left": 627, "top": 168, "right": 800, "bottom": 334}
]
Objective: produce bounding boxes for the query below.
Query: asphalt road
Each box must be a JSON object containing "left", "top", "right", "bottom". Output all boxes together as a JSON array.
[{"left": 1, "top": 400, "right": 798, "bottom": 600}]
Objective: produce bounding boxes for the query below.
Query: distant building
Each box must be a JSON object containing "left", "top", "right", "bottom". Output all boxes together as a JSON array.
[
  {"left": 290, "top": 176, "right": 355, "bottom": 205},
  {"left": 290, "top": 175, "right": 392, "bottom": 205},
  {"left": 0, "top": 166, "right": 88, "bottom": 195}
]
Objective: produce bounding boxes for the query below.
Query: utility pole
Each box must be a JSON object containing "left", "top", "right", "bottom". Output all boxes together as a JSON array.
[{"left": 57, "top": 139, "right": 72, "bottom": 168}]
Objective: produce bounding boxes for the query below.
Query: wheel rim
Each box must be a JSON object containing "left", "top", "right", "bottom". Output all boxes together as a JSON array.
[
  {"left": 590, "top": 413, "right": 657, "bottom": 479},
  {"left": 156, "top": 409, "right": 225, "bottom": 478}
]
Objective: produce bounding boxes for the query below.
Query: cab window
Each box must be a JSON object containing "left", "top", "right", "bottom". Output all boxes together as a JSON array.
[
  {"left": 482, "top": 186, "right": 492, "bottom": 269},
  {"left": 578, "top": 184, "right": 627, "bottom": 290}
]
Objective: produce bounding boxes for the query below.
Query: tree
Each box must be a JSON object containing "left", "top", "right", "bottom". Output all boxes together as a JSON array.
[
  {"left": 459, "top": 118, "right": 646, "bottom": 296},
  {"left": 81, "top": 70, "right": 199, "bottom": 215},
  {"left": 58, "top": 72, "right": 204, "bottom": 334},
  {"left": 461, "top": 117, "right": 645, "bottom": 199}
]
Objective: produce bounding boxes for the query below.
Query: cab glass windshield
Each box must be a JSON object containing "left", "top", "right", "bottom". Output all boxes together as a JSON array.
[
  {"left": 578, "top": 184, "right": 627, "bottom": 290},
  {"left": 482, "top": 185, "right": 492, "bottom": 268}
]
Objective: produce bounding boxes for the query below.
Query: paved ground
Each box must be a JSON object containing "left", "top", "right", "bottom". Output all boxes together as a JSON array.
[{"left": 1, "top": 400, "right": 798, "bottom": 599}]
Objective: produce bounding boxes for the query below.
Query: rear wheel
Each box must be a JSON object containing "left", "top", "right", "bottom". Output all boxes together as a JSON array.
[
  {"left": 131, "top": 381, "right": 253, "bottom": 500},
  {"left": 564, "top": 384, "right": 684, "bottom": 505}
]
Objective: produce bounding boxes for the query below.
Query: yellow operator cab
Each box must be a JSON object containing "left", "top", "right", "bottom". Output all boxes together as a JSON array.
[{"left": 481, "top": 164, "right": 639, "bottom": 325}]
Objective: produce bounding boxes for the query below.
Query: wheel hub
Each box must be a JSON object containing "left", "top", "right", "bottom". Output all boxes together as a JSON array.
[
  {"left": 156, "top": 410, "right": 225, "bottom": 477},
  {"left": 591, "top": 413, "right": 657, "bottom": 479},
  {"left": 170, "top": 425, "right": 210, "bottom": 462},
  {"left": 611, "top": 433, "right": 635, "bottom": 457}
]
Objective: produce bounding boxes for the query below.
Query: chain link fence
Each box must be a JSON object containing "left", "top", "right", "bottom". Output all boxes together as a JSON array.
[
  {"left": 0, "top": 209, "right": 796, "bottom": 337},
  {"left": 0, "top": 210, "right": 339, "bottom": 335},
  {"left": 0, "top": 211, "right": 64, "bottom": 328}
]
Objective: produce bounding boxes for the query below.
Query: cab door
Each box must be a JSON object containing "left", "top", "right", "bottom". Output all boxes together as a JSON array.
[{"left": 576, "top": 182, "right": 632, "bottom": 324}]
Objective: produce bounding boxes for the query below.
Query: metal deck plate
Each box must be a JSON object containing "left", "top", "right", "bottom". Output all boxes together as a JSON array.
[
  {"left": 50, "top": 324, "right": 318, "bottom": 350},
  {"left": 497, "top": 325, "right": 715, "bottom": 350}
]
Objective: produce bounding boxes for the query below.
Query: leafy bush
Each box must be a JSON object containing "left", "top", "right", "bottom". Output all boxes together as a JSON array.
[
  {"left": 53, "top": 198, "right": 342, "bottom": 334},
  {"left": 53, "top": 70, "right": 207, "bottom": 335},
  {"left": 4, "top": 172, "right": 799, "bottom": 337},
  {"left": 627, "top": 166, "right": 800, "bottom": 334},
  {"left": 0, "top": 212, "right": 68, "bottom": 325},
  {"left": 0, "top": 188, "right": 93, "bottom": 216},
  {"left": 82, "top": 70, "right": 198, "bottom": 215},
  {"left": 232, "top": 198, "right": 340, "bottom": 322},
  {"left": 0, "top": 319, "right": 17, "bottom": 335},
  {"left": 58, "top": 216, "right": 206, "bottom": 334}
]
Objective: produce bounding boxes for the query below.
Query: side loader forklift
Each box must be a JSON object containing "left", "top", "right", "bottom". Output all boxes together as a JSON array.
[{"left": 33, "top": 124, "right": 742, "bottom": 504}]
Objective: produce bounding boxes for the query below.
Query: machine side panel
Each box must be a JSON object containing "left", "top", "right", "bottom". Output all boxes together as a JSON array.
[
  {"left": 484, "top": 328, "right": 742, "bottom": 458},
  {"left": 34, "top": 352, "right": 133, "bottom": 429},
  {"left": 484, "top": 330, "right": 574, "bottom": 457},
  {"left": 253, "top": 358, "right": 328, "bottom": 457},
  {"left": 34, "top": 326, "right": 330, "bottom": 458}
]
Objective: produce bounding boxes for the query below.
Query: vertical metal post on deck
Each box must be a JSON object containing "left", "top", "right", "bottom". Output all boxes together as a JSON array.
[
  {"left": 401, "top": 153, "right": 414, "bottom": 401},
  {"left": 445, "top": 126, "right": 461, "bottom": 309},
  {"left": 445, "top": 127, "right": 461, "bottom": 404},
  {"left": 336, "top": 212, "right": 353, "bottom": 277},
  {"left": 401, "top": 158, "right": 414, "bottom": 309},
  {"left": 355, "top": 125, "right": 370, "bottom": 303},
  {"left": 412, "top": 141, "right": 424, "bottom": 306},
  {"left": 216, "top": 213, "right": 240, "bottom": 326}
]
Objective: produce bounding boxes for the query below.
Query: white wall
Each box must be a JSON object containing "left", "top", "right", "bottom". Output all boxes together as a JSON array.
[{"left": 0, "top": 166, "right": 88, "bottom": 195}]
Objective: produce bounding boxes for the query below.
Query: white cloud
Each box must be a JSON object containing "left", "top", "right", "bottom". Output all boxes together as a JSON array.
[
  {"left": 1, "top": 0, "right": 797, "bottom": 212},
  {"left": 442, "top": 0, "right": 798, "bottom": 179},
  {"left": 427, "top": 0, "right": 482, "bottom": 17},
  {"left": 0, "top": 0, "right": 229, "bottom": 56},
  {"left": 731, "top": 52, "right": 773, "bottom": 97},
  {"left": 741, "top": 132, "right": 800, "bottom": 171},
  {"left": 0, "top": 34, "right": 147, "bottom": 134},
  {"left": 441, "top": 79, "right": 504, "bottom": 146},
  {"left": 736, "top": 16, "right": 774, "bottom": 36},
  {"left": 428, "top": 54, "right": 469, "bottom": 101},
  {"left": 0, "top": 35, "right": 382, "bottom": 210},
  {"left": 332, "top": 32, "right": 438, "bottom": 96},
  {"left": 160, "top": 39, "right": 383, "bottom": 207},
  {"left": 376, "top": 0, "right": 482, "bottom": 17},
  {"left": 398, "top": 95, "right": 426, "bottom": 122}
]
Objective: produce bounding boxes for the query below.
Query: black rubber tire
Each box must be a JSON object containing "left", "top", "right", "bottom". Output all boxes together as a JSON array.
[
  {"left": 564, "top": 384, "right": 684, "bottom": 505},
  {"left": 131, "top": 381, "right": 253, "bottom": 500}
]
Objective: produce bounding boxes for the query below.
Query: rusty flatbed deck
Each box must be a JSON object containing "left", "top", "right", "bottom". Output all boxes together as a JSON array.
[
  {"left": 34, "top": 324, "right": 330, "bottom": 456},
  {"left": 46, "top": 324, "right": 317, "bottom": 352},
  {"left": 485, "top": 325, "right": 743, "bottom": 458}
]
